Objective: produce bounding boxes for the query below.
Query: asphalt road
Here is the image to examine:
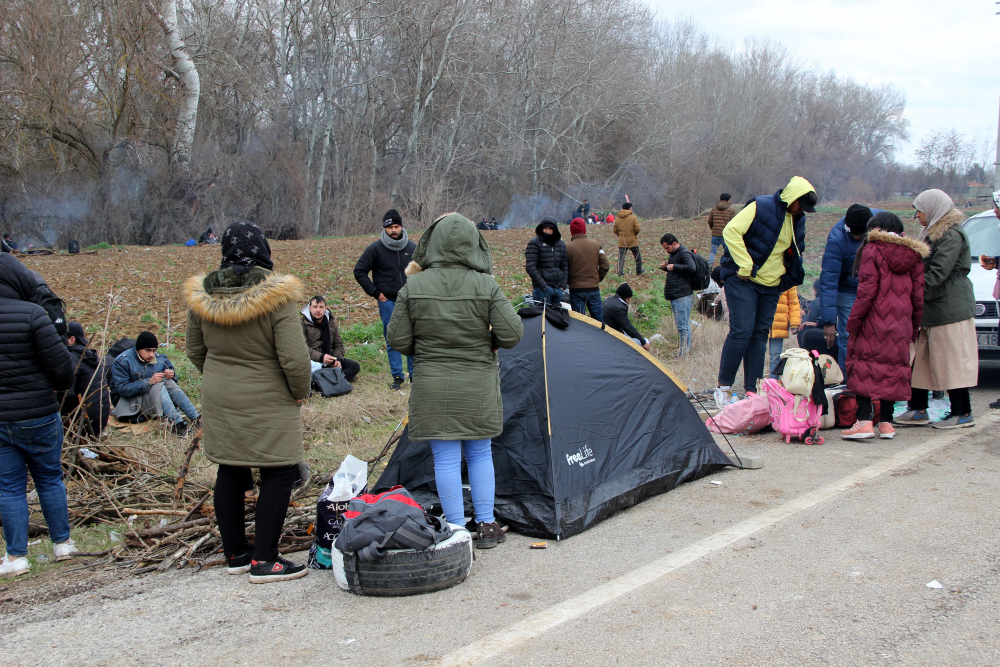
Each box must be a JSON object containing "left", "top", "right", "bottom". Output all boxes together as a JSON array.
[{"left": 3, "top": 378, "right": 999, "bottom": 667}]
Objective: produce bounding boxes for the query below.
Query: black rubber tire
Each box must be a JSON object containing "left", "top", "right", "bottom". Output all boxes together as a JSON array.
[{"left": 342, "top": 538, "right": 472, "bottom": 597}]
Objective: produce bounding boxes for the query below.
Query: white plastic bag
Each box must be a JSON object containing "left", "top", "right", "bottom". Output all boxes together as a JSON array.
[{"left": 323, "top": 455, "right": 368, "bottom": 502}]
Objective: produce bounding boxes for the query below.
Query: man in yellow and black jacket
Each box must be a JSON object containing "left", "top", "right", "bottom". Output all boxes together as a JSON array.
[{"left": 713, "top": 176, "right": 817, "bottom": 407}]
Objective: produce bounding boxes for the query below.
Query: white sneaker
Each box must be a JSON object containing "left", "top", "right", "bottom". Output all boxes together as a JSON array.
[
  {"left": 713, "top": 386, "right": 732, "bottom": 409},
  {"left": 53, "top": 539, "right": 79, "bottom": 562},
  {"left": 0, "top": 553, "right": 30, "bottom": 578}
]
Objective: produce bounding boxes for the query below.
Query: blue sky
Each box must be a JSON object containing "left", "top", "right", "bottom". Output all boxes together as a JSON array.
[{"left": 648, "top": 0, "right": 1000, "bottom": 164}]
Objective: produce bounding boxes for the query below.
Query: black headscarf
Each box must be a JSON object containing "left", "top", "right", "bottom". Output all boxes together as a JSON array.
[{"left": 220, "top": 221, "right": 273, "bottom": 275}]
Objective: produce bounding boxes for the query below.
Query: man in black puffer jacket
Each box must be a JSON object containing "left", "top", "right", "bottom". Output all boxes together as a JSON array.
[
  {"left": 525, "top": 219, "right": 569, "bottom": 306},
  {"left": 0, "top": 254, "right": 77, "bottom": 576},
  {"left": 658, "top": 233, "right": 696, "bottom": 356},
  {"left": 61, "top": 321, "right": 111, "bottom": 438}
]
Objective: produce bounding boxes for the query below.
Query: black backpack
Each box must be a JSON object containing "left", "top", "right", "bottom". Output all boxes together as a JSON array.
[
  {"left": 687, "top": 251, "right": 711, "bottom": 291},
  {"left": 68, "top": 239, "right": 80, "bottom": 254},
  {"left": 30, "top": 281, "right": 68, "bottom": 338},
  {"left": 312, "top": 367, "right": 353, "bottom": 397}
]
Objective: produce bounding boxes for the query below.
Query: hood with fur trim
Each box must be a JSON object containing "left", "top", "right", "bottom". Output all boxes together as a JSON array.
[
  {"left": 866, "top": 229, "right": 930, "bottom": 274},
  {"left": 922, "top": 208, "right": 965, "bottom": 244},
  {"left": 185, "top": 269, "right": 305, "bottom": 327}
]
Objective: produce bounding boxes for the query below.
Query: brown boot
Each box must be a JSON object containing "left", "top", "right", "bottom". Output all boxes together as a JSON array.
[{"left": 476, "top": 521, "right": 507, "bottom": 549}]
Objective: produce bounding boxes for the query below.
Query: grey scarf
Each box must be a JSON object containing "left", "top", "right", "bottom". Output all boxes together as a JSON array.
[{"left": 380, "top": 228, "right": 409, "bottom": 252}]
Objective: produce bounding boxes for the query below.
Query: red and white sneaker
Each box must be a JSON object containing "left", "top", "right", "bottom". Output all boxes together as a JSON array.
[{"left": 841, "top": 420, "right": 875, "bottom": 440}]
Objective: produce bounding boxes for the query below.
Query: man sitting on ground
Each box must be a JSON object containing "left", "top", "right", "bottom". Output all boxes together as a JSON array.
[
  {"left": 61, "top": 322, "right": 111, "bottom": 438},
  {"left": 301, "top": 296, "right": 360, "bottom": 382},
  {"left": 198, "top": 228, "right": 219, "bottom": 244},
  {"left": 1, "top": 233, "right": 17, "bottom": 253},
  {"left": 110, "top": 331, "right": 200, "bottom": 435},
  {"left": 602, "top": 284, "right": 649, "bottom": 350}
]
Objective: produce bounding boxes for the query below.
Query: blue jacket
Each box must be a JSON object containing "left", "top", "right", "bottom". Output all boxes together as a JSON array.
[
  {"left": 111, "top": 348, "right": 176, "bottom": 399},
  {"left": 719, "top": 189, "right": 806, "bottom": 291},
  {"left": 817, "top": 210, "right": 882, "bottom": 324}
]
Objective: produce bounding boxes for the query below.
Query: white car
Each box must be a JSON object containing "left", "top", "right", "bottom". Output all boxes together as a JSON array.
[{"left": 962, "top": 209, "right": 1000, "bottom": 368}]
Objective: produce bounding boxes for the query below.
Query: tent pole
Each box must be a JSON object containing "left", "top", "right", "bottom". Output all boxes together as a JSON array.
[{"left": 541, "top": 305, "right": 553, "bottom": 438}]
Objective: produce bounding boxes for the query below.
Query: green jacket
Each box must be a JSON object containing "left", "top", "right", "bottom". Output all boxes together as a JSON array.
[
  {"left": 185, "top": 268, "right": 312, "bottom": 467},
  {"left": 387, "top": 213, "right": 524, "bottom": 441},
  {"left": 921, "top": 209, "right": 975, "bottom": 327}
]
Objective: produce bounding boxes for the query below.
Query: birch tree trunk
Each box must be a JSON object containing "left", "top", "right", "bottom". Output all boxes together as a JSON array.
[{"left": 152, "top": 0, "right": 201, "bottom": 170}]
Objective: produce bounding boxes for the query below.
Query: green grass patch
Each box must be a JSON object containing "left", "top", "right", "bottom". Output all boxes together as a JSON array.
[{"left": 84, "top": 242, "right": 112, "bottom": 250}]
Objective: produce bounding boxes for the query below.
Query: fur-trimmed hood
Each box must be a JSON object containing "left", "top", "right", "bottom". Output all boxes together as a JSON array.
[
  {"left": 185, "top": 270, "right": 304, "bottom": 327},
  {"left": 867, "top": 229, "right": 930, "bottom": 275},
  {"left": 922, "top": 208, "right": 965, "bottom": 243},
  {"left": 867, "top": 229, "right": 930, "bottom": 257}
]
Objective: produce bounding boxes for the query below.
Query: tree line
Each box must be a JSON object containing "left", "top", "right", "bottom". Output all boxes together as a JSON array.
[{"left": 0, "top": 0, "right": 933, "bottom": 246}]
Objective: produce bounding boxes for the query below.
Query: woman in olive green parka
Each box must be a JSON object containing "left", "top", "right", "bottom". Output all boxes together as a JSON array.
[
  {"left": 387, "top": 213, "right": 523, "bottom": 547},
  {"left": 184, "top": 221, "right": 311, "bottom": 582}
]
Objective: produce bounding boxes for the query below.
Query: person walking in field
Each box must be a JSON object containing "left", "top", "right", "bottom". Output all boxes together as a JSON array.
[
  {"left": 185, "top": 221, "right": 312, "bottom": 583},
  {"left": 565, "top": 217, "right": 609, "bottom": 321},
  {"left": 353, "top": 209, "right": 416, "bottom": 391},
  {"left": 706, "top": 193, "right": 735, "bottom": 266},
  {"left": 894, "top": 190, "right": 978, "bottom": 429},
  {"left": 714, "top": 176, "right": 816, "bottom": 408},
  {"left": 658, "top": 233, "right": 695, "bottom": 356},
  {"left": 524, "top": 218, "right": 569, "bottom": 307},
  {"left": 0, "top": 254, "right": 77, "bottom": 577},
  {"left": 817, "top": 204, "right": 882, "bottom": 379},
  {"left": 767, "top": 287, "right": 801, "bottom": 378},
  {"left": 613, "top": 202, "right": 642, "bottom": 275},
  {"left": 841, "top": 213, "right": 927, "bottom": 440},
  {"left": 387, "top": 213, "right": 523, "bottom": 548}
]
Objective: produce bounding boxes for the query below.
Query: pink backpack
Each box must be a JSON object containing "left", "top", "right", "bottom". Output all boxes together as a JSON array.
[
  {"left": 705, "top": 392, "right": 771, "bottom": 435},
  {"left": 759, "top": 378, "right": 824, "bottom": 445}
]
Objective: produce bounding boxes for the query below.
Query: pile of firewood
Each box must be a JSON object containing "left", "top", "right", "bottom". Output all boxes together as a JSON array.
[{"left": 60, "top": 434, "right": 324, "bottom": 574}]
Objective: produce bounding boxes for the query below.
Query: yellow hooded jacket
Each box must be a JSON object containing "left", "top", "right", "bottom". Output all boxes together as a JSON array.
[{"left": 722, "top": 176, "right": 815, "bottom": 287}]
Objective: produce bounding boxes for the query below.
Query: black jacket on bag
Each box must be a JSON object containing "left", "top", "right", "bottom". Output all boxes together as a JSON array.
[
  {"left": 661, "top": 244, "right": 696, "bottom": 301},
  {"left": 525, "top": 224, "right": 569, "bottom": 290},
  {"left": 0, "top": 254, "right": 75, "bottom": 421},
  {"left": 602, "top": 295, "right": 646, "bottom": 345},
  {"left": 354, "top": 238, "right": 417, "bottom": 302}
]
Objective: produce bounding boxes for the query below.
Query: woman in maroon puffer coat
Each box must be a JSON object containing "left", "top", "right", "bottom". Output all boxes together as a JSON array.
[{"left": 842, "top": 212, "right": 929, "bottom": 440}]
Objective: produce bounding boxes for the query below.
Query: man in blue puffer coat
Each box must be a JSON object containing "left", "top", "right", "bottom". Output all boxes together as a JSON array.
[{"left": 817, "top": 204, "right": 881, "bottom": 378}]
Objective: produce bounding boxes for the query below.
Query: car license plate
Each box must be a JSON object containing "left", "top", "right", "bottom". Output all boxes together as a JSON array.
[{"left": 978, "top": 333, "right": 998, "bottom": 347}]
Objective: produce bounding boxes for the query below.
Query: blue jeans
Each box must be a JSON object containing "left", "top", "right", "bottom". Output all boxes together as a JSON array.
[
  {"left": 161, "top": 379, "right": 199, "bottom": 424},
  {"left": 0, "top": 412, "right": 71, "bottom": 556},
  {"left": 718, "top": 277, "right": 782, "bottom": 393},
  {"left": 429, "top": 439, "right": 495, "bottom": 525},
  {"left": 768, "top": 337, "right": 785, "bottom": 378},
  {"left": 708, "top": 236, "right": 724, "bottom": 265},
  {"left": 532, "top": 286, "right": 565, "bottom": 307},
  {"left": 836, "top": 292, "right": 855, "bottom": 379},
  {"left": 378, "top": 299, "right": 413, "bottom": 380},
  {"left": 569, "top": 289, "right": 603, "bottom": 322},
  {"left": 671, "top": 295, "right": 693, "bottom": 356}
]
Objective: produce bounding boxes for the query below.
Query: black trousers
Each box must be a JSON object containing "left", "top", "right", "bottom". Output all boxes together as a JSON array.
[
  {"left": 909, "top": 387, "right": 971, "bottom": 415},
  {"left": 214, "top": 464, "right": 298, "bottom": 561},
  {"left": 855, "top": 396, "right": 895, "bottom": 423},
  {"left": 339, "top": 358, "right": 361, "bottom": 382},
  {"left": 617, "top": 246, "right": 642, "bottom": 274}
]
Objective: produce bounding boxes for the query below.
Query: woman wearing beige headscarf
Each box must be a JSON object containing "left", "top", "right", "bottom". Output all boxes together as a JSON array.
[{"left": 894, "top": 189, "right": 977, "bottom": 429}]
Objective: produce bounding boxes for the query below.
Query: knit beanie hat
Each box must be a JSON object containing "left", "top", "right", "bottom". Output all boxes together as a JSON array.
[
  {"left": 382, "top": 209, "right": 403, "bottom": 228},
  {"left": 136, "top": 331, "right": 158, "bottom": 350},
  {"left": 616, "top": 283, "right": 633, "bottom": 299},
  {"left": 844, "top": 204, "right": 872, "bottom": 233},
  {"left": 570, "top": 218, "right": 586, "bottom": 236}
]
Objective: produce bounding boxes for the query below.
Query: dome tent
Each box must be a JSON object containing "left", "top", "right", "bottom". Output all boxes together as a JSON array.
[{"left": 374, "top": 307, "right": 732, "bottom": 539}]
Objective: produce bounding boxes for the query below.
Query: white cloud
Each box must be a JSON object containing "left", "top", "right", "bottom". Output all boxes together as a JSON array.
[{"left": 647, "top": 0, "right": 1000, "bottom": 162}]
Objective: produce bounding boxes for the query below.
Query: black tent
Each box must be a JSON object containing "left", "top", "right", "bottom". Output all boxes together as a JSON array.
[{"left": 374, "top": 307, "right": 732, "bottom": 539}]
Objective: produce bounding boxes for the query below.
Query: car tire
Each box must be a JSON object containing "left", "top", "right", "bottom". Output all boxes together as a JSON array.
[{"left": 333, "top": 527, "right": 473, "bottom": 596}]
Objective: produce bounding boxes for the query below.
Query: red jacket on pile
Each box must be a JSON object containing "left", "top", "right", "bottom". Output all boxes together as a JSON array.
[{"left": 845, "top": 230, "right": 929, "bottom": 400}]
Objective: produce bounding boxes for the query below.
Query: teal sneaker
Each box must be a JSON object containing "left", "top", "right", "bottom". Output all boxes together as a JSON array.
[
  {"left": 931, "top": 413, "right": 975, "bottom": 430},
  {"left": 893, "top": 409, "right": 930, "bottom": 426}
]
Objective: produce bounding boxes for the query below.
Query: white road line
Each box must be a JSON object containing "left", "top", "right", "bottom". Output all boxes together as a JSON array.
[{"left": 435, "top": 420, "right": 993, "bottom": 667}]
